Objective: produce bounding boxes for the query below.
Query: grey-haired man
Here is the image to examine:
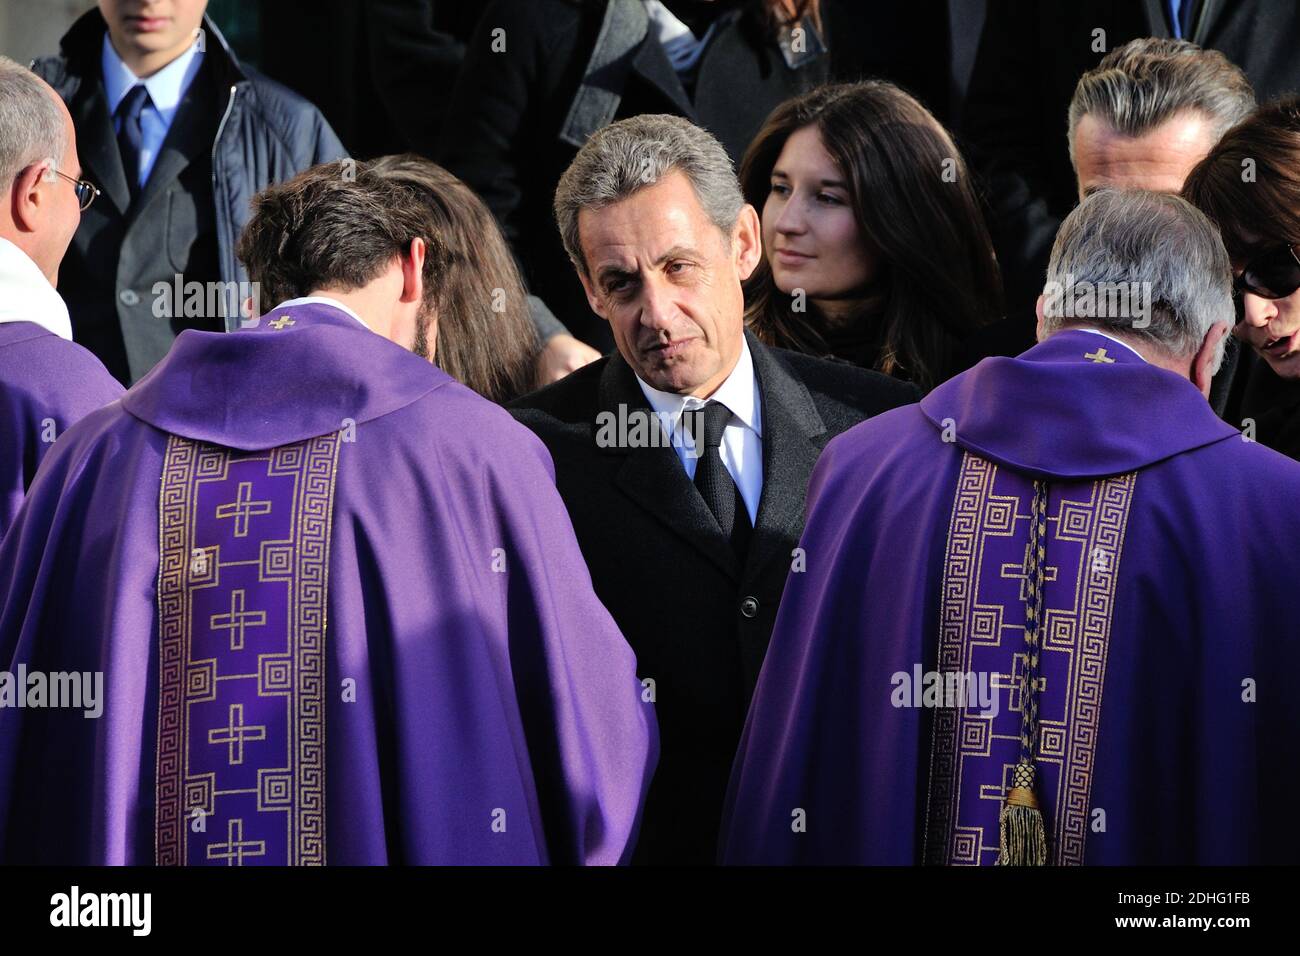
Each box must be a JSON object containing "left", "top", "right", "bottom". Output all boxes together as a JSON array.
[
  {"left": 1069, "top": 38, "right": 1254, "bottom": 200},
  {"left": 0, "top": 55, "right": 122, "bottom": 538},
  {"left": 510, "top": 113, "right": 917, "bottom": 864},
  {"left": 725, "top": 189, "right": 1300, "bottom": 866}
]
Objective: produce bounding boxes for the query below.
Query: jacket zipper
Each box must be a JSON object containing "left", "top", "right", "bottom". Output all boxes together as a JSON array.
[{"left": 213, "top": 84, "right": 238, "bottom": 331}]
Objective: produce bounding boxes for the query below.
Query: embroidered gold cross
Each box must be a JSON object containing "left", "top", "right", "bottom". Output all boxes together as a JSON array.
[
  {"left": 208, "top": 703, "right": 267, "bottom": 765},
  {"left": 206, "top": 817, "right": 267, "bottom": 865},
  {"left": 1084, "top": 347, "right": 1115, "bottom": 363},
  {"left": 215, "top": 481, "right": 272, "bottom": 537},
  {"left": 210, "top": 589, "right": 266, "bottom": 651},
  {"left": 269, "top": 316, "right": 295, "bottom": 330}
]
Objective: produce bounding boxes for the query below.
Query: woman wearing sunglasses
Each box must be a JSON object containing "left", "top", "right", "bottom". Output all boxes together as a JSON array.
[{"left": 1184, "top": 96, "right": 1300, "bottom": 459}]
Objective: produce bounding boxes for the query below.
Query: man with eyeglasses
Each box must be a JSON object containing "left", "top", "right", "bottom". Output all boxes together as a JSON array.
[
  {"left": 1184, "top": 96, "right": 1300, "bottom": 461},
  {"left": 0, "top": 56, "right": 123, "bottom": 540}
]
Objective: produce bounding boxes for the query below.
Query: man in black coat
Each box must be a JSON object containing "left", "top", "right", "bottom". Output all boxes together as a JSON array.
[
  {"left": 962, "top": 0, "right": 1300, "bottom": 352},
  {"left": 509, "top": 114, "right": 918, "bottom": 864},
  {"left": 31, "top": 3, "right": 345, "bottom": 384},
  {"left": 442, "top": 0, "right": 952, "bottom": 353}
]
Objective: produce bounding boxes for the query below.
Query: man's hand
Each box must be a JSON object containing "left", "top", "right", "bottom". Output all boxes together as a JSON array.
[{"left": 537, "top": 334, "right": 601, "bottom": 385}]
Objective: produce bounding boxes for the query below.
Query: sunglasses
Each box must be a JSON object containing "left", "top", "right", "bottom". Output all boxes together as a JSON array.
[
  {"left": 1234, "top": 243, "right": 1300, "bottom": 300},
  {"left": 49, "top": 168, "right": 101, "bottom": 211}
]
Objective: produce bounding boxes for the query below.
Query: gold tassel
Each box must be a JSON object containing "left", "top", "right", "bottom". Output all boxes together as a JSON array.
[{"left": 997, "top": 780, "right": 1047, "bottom": 866}]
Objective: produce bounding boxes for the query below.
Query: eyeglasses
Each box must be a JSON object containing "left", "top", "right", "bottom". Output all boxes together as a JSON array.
[
  {"left": 1234, "top": 243, "right": 1300, "bottom": 300},
  {"left": 49, "top": 168, "right": 100, "bottom": 211}
]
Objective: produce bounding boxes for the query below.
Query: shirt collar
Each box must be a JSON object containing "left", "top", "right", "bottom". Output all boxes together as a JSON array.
[
  {"left": 635, "top": 335, "right": 762, "bottom": 436},
  {"left": 0, "top": 237, "right": 73, "bottom": 339},
  {"left": 1068, "top": 327, "right": 1149, "bottom": 363},
  {"left": 101, "top": 31, "right": 204, "bottom": 120},
  {"left": 644, "top": 0, "right": 718, "bottom": 74},
  {"left": 273, "top": 296, "right": 372, "bottom": 331}
]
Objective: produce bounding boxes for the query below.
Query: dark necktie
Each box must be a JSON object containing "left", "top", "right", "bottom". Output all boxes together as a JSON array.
[
  {"left": 690, "top": 400, "right": 752, "bottom": 557},
  {"left": 115, "top": 84, "right": 151, "bottom": 202}
]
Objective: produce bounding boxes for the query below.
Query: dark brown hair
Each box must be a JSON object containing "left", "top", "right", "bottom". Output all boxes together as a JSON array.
[
  {"left": 1182, "top": 96, "right": 1300, "bottom": 264},
  {"left": 369, "top": 154, "right": 540, "bottom": 404},
  {"left": 237, "top": 159, "right": 446, "bottom": 313},
  {"left": 739, "top": 80, "right": 1002, "bottom": 390}
]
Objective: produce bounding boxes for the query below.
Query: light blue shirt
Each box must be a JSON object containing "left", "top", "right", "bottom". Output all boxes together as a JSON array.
[
  {"left": 101, "top": 33, "right": 205, "bottom": 188},
  {"left": 1169, "top": 0, "right": 1186, "bottom": 38}
]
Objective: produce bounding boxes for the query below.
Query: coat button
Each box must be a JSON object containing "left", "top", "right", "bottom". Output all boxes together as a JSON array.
[
  {"left": 119, "top": 289, "right": 139, "bottom": 306},
  {"left": 740, "top": 596, "right": 759, "bottom": 618}
]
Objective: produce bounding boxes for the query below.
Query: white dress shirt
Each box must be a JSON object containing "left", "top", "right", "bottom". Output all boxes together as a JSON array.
[
  {"left": 635, "top": 336, "right": 764, "bottom": 525},
  {"left": 644, "top": 0, "right": 718, "bottom": 75},
  {"left": 101, "top": 33, "right": 205, "bottom": 189},
  {"left": 0, "top": 237, "right": 73, "bottom": 340}
]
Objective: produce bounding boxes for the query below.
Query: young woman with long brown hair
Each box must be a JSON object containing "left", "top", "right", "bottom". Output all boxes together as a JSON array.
[
  {"left": 370, "top": 154, "right": 540, "bottom": 404},
  {"left": 741, "top": 80, "right": 1003, "bottom": 390}
]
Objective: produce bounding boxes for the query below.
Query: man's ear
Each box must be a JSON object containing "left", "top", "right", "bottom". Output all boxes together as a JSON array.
[
  {"left": 400, "top": 237, "right": 426, "bottom": 304},
  {"left": 10, "top": 161, "right": 49, "bottom": 233},
  {"left": 1192, "top": 321, "right": 1229, "bottom": 397},
  {"left": 733, "top": 204, "right": 762, "bottom": 281},
  {"left": 1034, "top": 294, "right": 1047, "bottom": 341}
]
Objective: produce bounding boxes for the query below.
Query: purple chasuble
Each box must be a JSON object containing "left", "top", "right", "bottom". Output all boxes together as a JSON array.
[
  {"left": 721, "top": 330, "right": 1300, "bottom": 865},
  {"left": 0, "top": 322, "right": 123, "bottom": 539},
  {"left": 0, "top": 301, "right": 657, "bottom": 865}
]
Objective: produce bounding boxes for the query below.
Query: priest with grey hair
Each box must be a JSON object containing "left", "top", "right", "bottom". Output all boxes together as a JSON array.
[
  {"left": 724, "top": 188, "right": 1300, "bottom": 865},
  {"left": 0, "top": 55, "right": 121, "bottom": 539}
]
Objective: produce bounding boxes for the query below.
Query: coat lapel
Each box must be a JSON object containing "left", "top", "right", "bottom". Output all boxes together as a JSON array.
[
  {"left": 71, "top": 77, "right": 131, "bottom": 217},
  {"left": 130, "top": 61, "right": 219, "bottom": 223},
  {"left": 629, "top": 17, "right": 697, "bottom": 119},
  {"left": 598, "top": 354, "right": 740, "bottom": 581},
  {"left": 744, "top": 333, "right": 827, "bottom": 580},
  {"left": 1192, "top": 0, "right": 1225, "bottom": 44},
  {"left": 1138, "top": 0, "right": 1169, "bottom": 37}
]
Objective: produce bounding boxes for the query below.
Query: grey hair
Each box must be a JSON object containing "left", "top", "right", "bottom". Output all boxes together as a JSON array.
[
  {"left": 1067, "top": 38, "right": 1255, "bottom": 169},
  {"left": 0, "top": 55, "right": 68, "bottom": 188},
  {"left": 1041, "top": 189, "right": 1233, "bottom": 368},
  {"left": 554, "top": 114, "right": 745, "bottom": 278}
]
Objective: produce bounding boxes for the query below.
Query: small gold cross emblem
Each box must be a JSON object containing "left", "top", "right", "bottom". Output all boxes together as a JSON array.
[
  {"left": 269, "top": 316, "right": 295, "bottom": 330},
  {"left": 206, "top": 817, "right": 266, "bottom": 865},
  {"left": 208, "top": 703, "right": 267, "bottom": 765},
  {"left": 1084, "top": 347, "right": 1115, "bottom": 364},
  {"left": 215, "top": 481, "right": 272, "bottom": 537},
  {"left": 209, "top": 589, "right": 267, "bottom": 651}
]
